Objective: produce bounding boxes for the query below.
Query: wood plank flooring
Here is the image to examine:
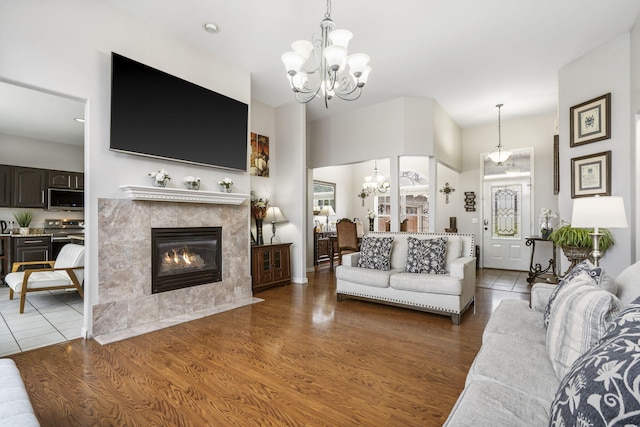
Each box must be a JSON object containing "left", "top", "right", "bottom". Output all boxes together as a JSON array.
[{"left": 9, "top": 267, "right": 529, "bottom": 426}]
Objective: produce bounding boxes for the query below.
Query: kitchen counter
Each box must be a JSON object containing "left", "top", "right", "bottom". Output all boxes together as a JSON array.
[{"left": 69, "top": 235, "right": 85, "bottom": 242}]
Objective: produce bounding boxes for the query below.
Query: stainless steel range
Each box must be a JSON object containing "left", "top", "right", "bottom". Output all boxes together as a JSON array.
[{"left": 44, "top": 218, "right": 84, "bottom": 258}]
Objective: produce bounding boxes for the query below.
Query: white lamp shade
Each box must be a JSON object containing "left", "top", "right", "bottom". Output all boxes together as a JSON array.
[
  {"left": 487, "top": 148, "right": 512, "bottom": 164},
  {"left": 264, "top": 206, "right": 287, "bottom": 223},
  {"left": 353, "top": 66, "right": 371, "bottom": 84},
  {"left": 347, "top": 53, "right": 370, "bottom": 75},
  {"left": 328, "top": 29, "right": 353, "bottom": 48},
  {"left": 319, "top": 205, "right": 335, "bottom": 217},
  {"left": 291, "top": 40, "right": 313, "bottom": 60},
  {"left": 571, "top": 196, "right": 628, "bottom": 228},
  {"left": 281, "top": 51, "right": 305, "bottom": 74},
  {"left": 323, "top": 45, "right": 347, "bottom": 70}
]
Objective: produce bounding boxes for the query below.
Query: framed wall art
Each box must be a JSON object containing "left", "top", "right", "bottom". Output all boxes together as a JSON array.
[
  {"left": 250, "top": 132, "right": 270, "bottom": 177},
  {"left": 571, "top": 151, "right": 611, "bottom": 198},
  {"left": 570, "top": 93, "right": 611, "bottom": 147}
]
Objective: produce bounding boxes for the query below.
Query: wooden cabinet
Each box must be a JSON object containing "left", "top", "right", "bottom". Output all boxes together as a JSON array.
[
  {"left": 11, "top": 236, "right": 51, "bottom": 270},
  {"left": 0, "top": 236, "right": 9, "bottom": 280},
  {"left": 12, "top": 167, "right": 47, "bottom": 208},
  {"left": 251, "top": 243, "right": 291, "bottom": 292},
  {"left": 313, "top": 231, "right": 338, "bottom": 265},
  {"left": 0, "top": 165, "right": 10, "bottom": 207},
  {"left": 49, "top": 170, "right": 84, "bottom": 190}
]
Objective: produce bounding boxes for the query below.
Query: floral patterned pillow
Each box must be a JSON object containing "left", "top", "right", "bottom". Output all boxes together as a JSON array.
[
  {"left": 550, "top": 295, "right": 640, "bottom": 426},
  {"left": 356, "top": 236, "right": 394, "bottom": 271},
  {"left": 404, "top": 237, "right": 447, "bottom": 274}
]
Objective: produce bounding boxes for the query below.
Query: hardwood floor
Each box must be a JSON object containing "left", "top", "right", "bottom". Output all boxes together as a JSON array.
[{"left": 9, "top": 267, "right": 529, "bottom": 426}]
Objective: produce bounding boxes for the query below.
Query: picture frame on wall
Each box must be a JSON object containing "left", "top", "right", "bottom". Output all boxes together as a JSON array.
[
  {"left": 571, "top": 151, "right": 611, "bottom": 198},
  {"left": 570, "top": 93, "right": 611, "bottom": 147}
]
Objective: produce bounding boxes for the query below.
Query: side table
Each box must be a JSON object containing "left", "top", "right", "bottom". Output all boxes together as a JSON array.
[
  {"left": 525, "top": 236, "right": 559, "bottom": 284},
  {"left": 251, "top": 243, "right": 292, "bottom": 293}
]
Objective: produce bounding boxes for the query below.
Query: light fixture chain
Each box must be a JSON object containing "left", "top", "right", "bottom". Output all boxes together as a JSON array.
[{"left": 325, "top": 0, "right": 331, "bottom": 19}]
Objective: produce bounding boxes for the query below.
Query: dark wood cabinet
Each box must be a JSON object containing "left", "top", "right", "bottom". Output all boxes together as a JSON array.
[
  {"left": 313, "top": 231, "right": 338, "bottom": 265},
  {"left": 0, "top": 165, "right": 10, "bottom": 207},
  {"left": 11, "top": 236, "right": 51, "bottom": 271},
  {"left": 12, "top": 167, "right": 47, "bottom": 208},
  {"left": 0, "top": 236, "right": 9, "bottom": 280},
  {"left": 49, "top": 170, "right": 84, "bottom": 190},
  {"left": 251, "top": 243, "right": 292, "bottom": 292}
]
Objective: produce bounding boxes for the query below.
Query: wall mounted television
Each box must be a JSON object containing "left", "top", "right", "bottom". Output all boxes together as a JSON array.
[{"left": 109, "top": 52, "right": 248, "bottom": 171}]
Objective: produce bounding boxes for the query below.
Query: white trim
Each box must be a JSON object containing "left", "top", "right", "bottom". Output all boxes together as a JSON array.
[{"left": 120, "top": 185, "right": 249, "bottom": 205}]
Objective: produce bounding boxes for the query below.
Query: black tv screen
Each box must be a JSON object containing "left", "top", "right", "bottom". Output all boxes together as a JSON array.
[{"left": 110, "top": 52, "right": 248, "bottom": 171}]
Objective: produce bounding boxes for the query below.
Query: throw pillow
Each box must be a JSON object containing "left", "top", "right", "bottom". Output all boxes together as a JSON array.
[
  {"left": 404, "top": 237, "right": 447, "bottom": 274},
  {"left": 543, "top": 260, "right": 605, "bottom": 328},
  {"left": 356, "top": 236, "right": 394, "bottom": 271},
  {"left": 550, "top": 296, "right": 640, "bottom": 426},
  {"left": 546, "top": 272, "right": 622, "bottom": 379}
]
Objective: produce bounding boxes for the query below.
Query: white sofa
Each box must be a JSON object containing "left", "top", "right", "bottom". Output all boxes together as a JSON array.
[
  {"left": 444, "top": 259, "right": 640, "bottom": 426},
  {"left": 0, "top": 359, "right": 39, "bottom": 426},
  {"left": 335, "top": 232, "right": 476, "bottom": 324}
]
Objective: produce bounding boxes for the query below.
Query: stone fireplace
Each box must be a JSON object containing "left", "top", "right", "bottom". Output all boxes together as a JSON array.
[{"left": 94, "top": 189, "right": 252, "bottom": 338}]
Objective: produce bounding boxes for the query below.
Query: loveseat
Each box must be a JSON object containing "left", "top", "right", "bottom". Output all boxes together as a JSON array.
[
  {"left": 0, "top": 359, "right": 39, "bottom": 426},
  {"left": 445, "top": 259, "right": 640, "bottom": 426},
  {"left": 335, "top": 232, "right": 476, "bottom": 324}
]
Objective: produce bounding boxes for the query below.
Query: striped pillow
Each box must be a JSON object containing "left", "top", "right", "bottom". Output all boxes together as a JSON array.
[{"left": 546, "top": 272, "right": 622, "bottom": 379}]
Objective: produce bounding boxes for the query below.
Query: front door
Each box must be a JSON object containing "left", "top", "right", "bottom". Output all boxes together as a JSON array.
[{"left": 482, "top": 177, "right": 531, "bottom": 270}]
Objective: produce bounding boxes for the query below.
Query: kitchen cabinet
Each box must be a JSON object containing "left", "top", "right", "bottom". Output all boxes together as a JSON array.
[
  {"left": 11, "top": 236, "right": 51, "bottom": 270},
  {"left": 49, "top": 170, "right": 84, "bottom": 190},
  {"left": 251, "top": 243, "right": 291, "bottom": 293},
  {"left": 12, "top": 167, "right": 47, "bottom": 208},
  {"left": 0, "top": 236, "right": 9, "bottom": 280},
  {"left": 0, "top": 165, "right": 10, "bottom": 207}
]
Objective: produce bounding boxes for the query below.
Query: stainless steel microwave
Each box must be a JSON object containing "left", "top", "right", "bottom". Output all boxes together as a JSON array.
[{"left": 47, "top": 188, "right": 84, "bottom": 211}]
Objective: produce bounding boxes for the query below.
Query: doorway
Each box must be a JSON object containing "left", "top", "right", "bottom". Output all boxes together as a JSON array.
[{"left": 481, "top": 149, "right": 532, "bottom": 271}]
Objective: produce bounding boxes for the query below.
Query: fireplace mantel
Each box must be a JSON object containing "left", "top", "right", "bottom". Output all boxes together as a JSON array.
[{"left": 120, "top": 185, "right": 249, "bottom": 205}]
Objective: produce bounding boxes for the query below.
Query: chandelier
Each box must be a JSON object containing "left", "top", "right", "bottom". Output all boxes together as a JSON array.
[
  {"left": 281, "top": 0, "right": 371, "bottom": 108},
  {"left": 363, "top": 161, "right": 389, "bottom": 193},
  {"left": 487, "top": 103, "right": 512, "bottom": 166}
]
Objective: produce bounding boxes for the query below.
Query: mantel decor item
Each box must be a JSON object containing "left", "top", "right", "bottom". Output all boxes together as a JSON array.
[
  {"left": 570, "top": 93, "right": 611, "bottom": 147},
  {"left": 183, "top": 176, "right": 201, "bottom": 191},
  {"left": 13, "top": 210, "right": 33, "bottom": 236},
  {"left": 281, "top": 0, "right": 371, "bottom": 108},
  {"left": 218, "top": 177, "right": 233, "bottom": 193},
  {"left": 149, "top": 169, "right": 170, "bottom": 187},
  {"left": 571, "top": 151, "right": 611, "bottom": 198}
]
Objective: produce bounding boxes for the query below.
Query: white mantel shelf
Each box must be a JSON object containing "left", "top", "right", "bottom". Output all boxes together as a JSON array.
[{"left": 120, "top": 185, "right": 249, "bottom": 205}]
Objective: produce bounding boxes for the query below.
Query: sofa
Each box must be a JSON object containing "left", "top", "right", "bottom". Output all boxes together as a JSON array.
[
  {"left": 445, "top": 259, "right": 640, "bottom": 426},
  {"left": 0, "top": 359, "right": 39, "bottom": 426},
  {"left": 335, "top": 232, "right": 476, "bottom": 324}
]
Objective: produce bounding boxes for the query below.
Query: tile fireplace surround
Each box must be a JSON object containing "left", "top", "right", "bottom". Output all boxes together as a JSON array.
[{"left": 94, "top": 195, "right": 253, "bottom": 340}]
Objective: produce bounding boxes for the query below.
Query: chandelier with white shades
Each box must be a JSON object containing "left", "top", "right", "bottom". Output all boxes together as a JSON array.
[
  {"left": 281, "top": 0, "right": 371, "bottom": 108},
  {"left": 487, "top": 103, "right": 513, "bottom": 166},
  {"left": 362, "top": 161, "right": 389, "bottom": 195}
]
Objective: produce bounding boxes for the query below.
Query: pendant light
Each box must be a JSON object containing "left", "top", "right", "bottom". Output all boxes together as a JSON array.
[{"left": 487, "top": 103, "right": 512, "bottom": 166}]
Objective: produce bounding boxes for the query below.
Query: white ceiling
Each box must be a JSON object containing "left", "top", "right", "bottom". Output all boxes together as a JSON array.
[{"left": 2, "top": 0, "right": 639, "bottom": 146}]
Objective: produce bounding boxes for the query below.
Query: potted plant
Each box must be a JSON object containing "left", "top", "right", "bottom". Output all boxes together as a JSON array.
[
  {"left": 548, "top": 222, "right": 614, "bottom": 270},
  {"left": 13, "top": 210, "right": 33, "bottom": 235}
]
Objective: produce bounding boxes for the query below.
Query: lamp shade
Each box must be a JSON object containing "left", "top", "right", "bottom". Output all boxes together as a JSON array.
[
  {"left": 571, "top": 196, "right": 628, "bottom": 229},
  {"left": 319, "top": 205, "right": 335, "bottom": 217},
  {"left": 264, "top": 206, "right": 287, "bottom": 223}
]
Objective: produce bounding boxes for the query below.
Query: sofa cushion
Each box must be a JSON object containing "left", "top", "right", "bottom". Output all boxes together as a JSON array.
[
  {"left": 404, "top": 237, "right": 447, "bottom": 274},
  {"left": 550, "top": 296, "right": 640, "bottom": 426},
  {"left": 334, "top": 265, "right": 396, "bottom": 288},
  {"left": 615, "top": 259, "right": 640, "bottom": 307},
  {"left": 356, "top": 236, "right": 394, "bottom": 271},
  {"left": 482, "top": 299, "right": 546, "bottom": 345},
  {"left": 389, "top": 273, "right": 462, "bottom": 295},
  {"left": 443, "top": 235, "right": 463, "bottom": 272},
  {"left": 543, "top": 260, "right": 611, "bottom": 328},
  {"left": 546, "top": 272, "right": 621, "bottom": 379}
]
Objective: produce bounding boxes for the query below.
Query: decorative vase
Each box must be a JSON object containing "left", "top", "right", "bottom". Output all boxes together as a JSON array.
[
  {"left": 152, "top": 179, "right": 167, "bottom": 188},
  {"left": 539, "top": 217, "right": 553, "bottom": 239},
  {"left": 185, "top": 181, "right": 200, "bottom": 190},
  {"left": 219, "top": 185, "right": 232, "bottom": 193},
  {"left": 368, "top": 218, "right": 374, "bottom": 232},
  {"left": 541, "top": 228, "right": 553, "bottom": 239},
  {"left": 19, "top": 227, "right": 29, "bottom": 236},
  {"left": 255, "top": 218, "right": 264, "bottom": 245}
]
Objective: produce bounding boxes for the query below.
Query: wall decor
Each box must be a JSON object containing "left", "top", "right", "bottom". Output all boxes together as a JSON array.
[
  {"left": 570, "top": 93, "right": 611, "bottom": 147},
  {"left": 571, "top": 151, "right": 611, "bottom": 198},
  {"left": 439, "top": 182, "right": 455, "bottom": 204},
  {"left": 464, "top": 191, "right": 476, "bottom": 212},
  {"left": 250, "top": 132, "right": 270, "bottom": 177},
  {"left": 553, "top": 135, "right": 559, "bottom": 195}
]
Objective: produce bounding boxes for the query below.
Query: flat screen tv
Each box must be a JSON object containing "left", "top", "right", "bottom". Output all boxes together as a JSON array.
[{"left": 110, "top": 52, "right": 248, "bottom": 171}]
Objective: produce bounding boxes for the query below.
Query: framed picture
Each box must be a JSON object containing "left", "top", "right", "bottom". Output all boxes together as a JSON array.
[
  {"left": 250, "top": 132, "right": 270, "bottom": 177},
  {"left": 553, "top": 135, "right": 559, "bottom": 195},
  {"left": 570, "top": 93, "right": 611, "bottom": 147},
  {"left": 571, "top": 151, "right": 611, "bottom": 198}
]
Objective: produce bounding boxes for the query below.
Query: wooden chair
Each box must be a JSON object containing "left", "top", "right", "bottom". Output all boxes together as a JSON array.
[
  {"left": 4, "top": 243, "right": 84, "bottom": 313},
  {"left": 400, "top": 219, "right": 408, "bottom": 231},
  {"left": 336, "top": 218, "right": 359, "bottom": 266}
]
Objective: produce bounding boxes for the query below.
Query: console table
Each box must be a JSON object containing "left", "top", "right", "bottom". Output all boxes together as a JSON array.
[{"left": 525, "top": 236, "right": 559, "bottom": 284}]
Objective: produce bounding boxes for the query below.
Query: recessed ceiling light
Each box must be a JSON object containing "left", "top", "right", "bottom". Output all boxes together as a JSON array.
[
  {"left": 74, "top": 118, "right": 85, "bottom": 123},
  {"left": 203, "top": 22, "right": 220, "bottom": 34}
]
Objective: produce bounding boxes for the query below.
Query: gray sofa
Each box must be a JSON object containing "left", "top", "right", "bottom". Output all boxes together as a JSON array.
[
  {"left": 0, "top": 359, "right": 39, "bottom": 426},
  {"left": 335, "top": 232, "right": 476, "bottom": 324},
  {"left": 445, "top": 259, "right": 640, "bottom": 426}
]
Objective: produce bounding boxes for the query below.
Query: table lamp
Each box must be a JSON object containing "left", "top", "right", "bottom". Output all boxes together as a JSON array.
[
  {"left": 264, "top": 206, "right": 288, "bottom": 244},
  {"left": 318, "top": 205, "right": 335, "bottom": 231},
  {"left": 570, "top": 196, "right": 627, "bottom": 266}
]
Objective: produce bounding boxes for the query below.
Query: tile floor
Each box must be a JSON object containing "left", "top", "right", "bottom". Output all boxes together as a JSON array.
[
  {"left": 476, "top": 268, "right": 532, "bottom": 294},
  {"left": 0, "top": 287, "right": 83, "bottom": 357}
]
